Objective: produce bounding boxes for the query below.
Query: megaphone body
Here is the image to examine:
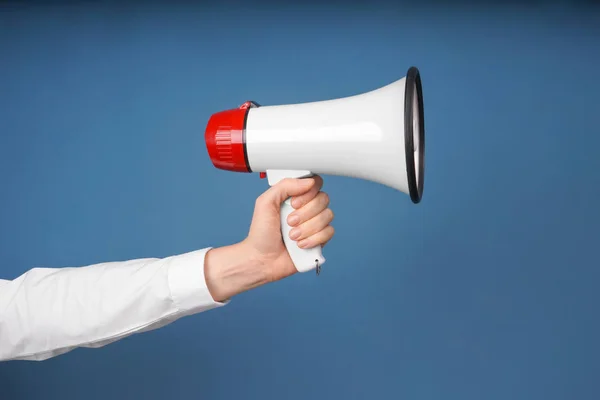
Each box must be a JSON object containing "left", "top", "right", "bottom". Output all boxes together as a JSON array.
[{"left": 205, "top": 66, "right": 425, "bottom": 273}]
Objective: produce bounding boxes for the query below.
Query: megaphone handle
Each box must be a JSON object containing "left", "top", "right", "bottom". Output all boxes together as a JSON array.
[{"left": 280, "top": 198, "right": 326, "bottom": 274}]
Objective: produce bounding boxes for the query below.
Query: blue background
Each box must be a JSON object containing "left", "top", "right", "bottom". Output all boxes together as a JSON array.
[{"left": 1, "top": 1, "right": 599, "bottom": 399}]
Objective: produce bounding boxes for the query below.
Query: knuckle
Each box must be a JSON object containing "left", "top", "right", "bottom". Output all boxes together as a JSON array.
[
  {"left": 326, "top": 208, "right": 334, "bottom": 221},
  {"left": 318, "top": 226, "right": 334, "bottom": 242},
  {"left": 255, "top": 194, "right": 267, "bottom": 207}
]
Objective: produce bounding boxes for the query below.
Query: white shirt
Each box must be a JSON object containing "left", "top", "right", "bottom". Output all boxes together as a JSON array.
[{"left": 0, "top": 248, "right": 227, "bottom": 361}]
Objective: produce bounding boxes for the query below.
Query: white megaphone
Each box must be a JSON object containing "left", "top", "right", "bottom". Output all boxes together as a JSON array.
[{"left": 205, "top": 66, "right": 425, "bottom": 274}]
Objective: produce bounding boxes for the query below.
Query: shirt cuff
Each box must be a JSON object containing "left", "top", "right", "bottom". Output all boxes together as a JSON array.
[{"left": 167, "top": 247, "right": 229, "bottom": 313}]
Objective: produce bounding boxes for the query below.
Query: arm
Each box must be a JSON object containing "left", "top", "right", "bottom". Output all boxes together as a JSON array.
[
  {"left": 0, "top": 176, "right": 334, "bottom": 362},
  {"left": 0, "top": 249, "right": 225, "bottom": 361}
]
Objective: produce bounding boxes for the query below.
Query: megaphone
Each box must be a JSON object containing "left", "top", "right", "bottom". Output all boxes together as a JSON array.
[{"left": 205, "top": 66, "right": 425, "bottom": 274}]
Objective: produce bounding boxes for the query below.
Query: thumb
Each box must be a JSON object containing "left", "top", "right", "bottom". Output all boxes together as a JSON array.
[{"left": 263, "top": 178, "right": 315, "bottom": 206}]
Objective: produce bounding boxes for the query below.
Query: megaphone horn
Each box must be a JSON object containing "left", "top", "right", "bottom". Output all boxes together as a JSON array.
[{"left": 205, "top": 66, "right": 425, "bottom": 273}]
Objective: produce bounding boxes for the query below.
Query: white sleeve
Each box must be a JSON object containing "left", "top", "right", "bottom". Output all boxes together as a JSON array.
[{"left": 0, "top": 248, "right": 227, "bottom": 362}]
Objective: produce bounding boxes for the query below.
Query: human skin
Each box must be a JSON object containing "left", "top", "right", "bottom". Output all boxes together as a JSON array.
[{"left": 204, "top": 175, "right": 334, "bottom": 302}]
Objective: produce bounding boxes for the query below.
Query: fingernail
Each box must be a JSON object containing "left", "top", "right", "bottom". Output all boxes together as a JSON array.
[
  {"left": 288, "top": 214, "right": 299, "bottom": 226},
  {"left": 291, "top": 198, "right": 302, "bottom": 209},
  {"left": 298, "top": 239, "right": 309, "bottom": 248},
  {"left": 289, "top": 229, "right": 301, "bottom": 240}
]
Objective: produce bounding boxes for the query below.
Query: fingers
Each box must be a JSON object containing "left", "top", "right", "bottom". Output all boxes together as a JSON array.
[
  {"left": 298, "top": 226, "right": 335, "bottom": 249},
  {"left": 258, "top": 177, "right": 317, "bottom": 208},
  {"left": 287, "top": 191, "right": 330, "bottom": 227},
  {"left": 285, "top": 177, "right": 334, "bottom": 247},
  {"left": 289, "top": 206, "right": 334, "bottom": 241},
  {"left": 290, "top": 175, "right": 324, "bottom": 209}
]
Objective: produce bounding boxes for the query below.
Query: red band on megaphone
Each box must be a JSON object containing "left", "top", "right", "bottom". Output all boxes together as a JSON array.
[{"left": 204, "top": 101, "right": 256, "bottom": 173}]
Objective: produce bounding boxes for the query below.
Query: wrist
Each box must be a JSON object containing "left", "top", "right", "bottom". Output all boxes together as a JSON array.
[{"left": 204, "top": 241, "right": 269, "bottom": 302}]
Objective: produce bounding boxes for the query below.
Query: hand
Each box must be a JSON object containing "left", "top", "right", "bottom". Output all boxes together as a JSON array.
[
  {"left": 204, "top": 176, "right": 335, "bottom": 302},
  {"left": 245, "top": 175, "right": 334, "bottom": 281}
]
